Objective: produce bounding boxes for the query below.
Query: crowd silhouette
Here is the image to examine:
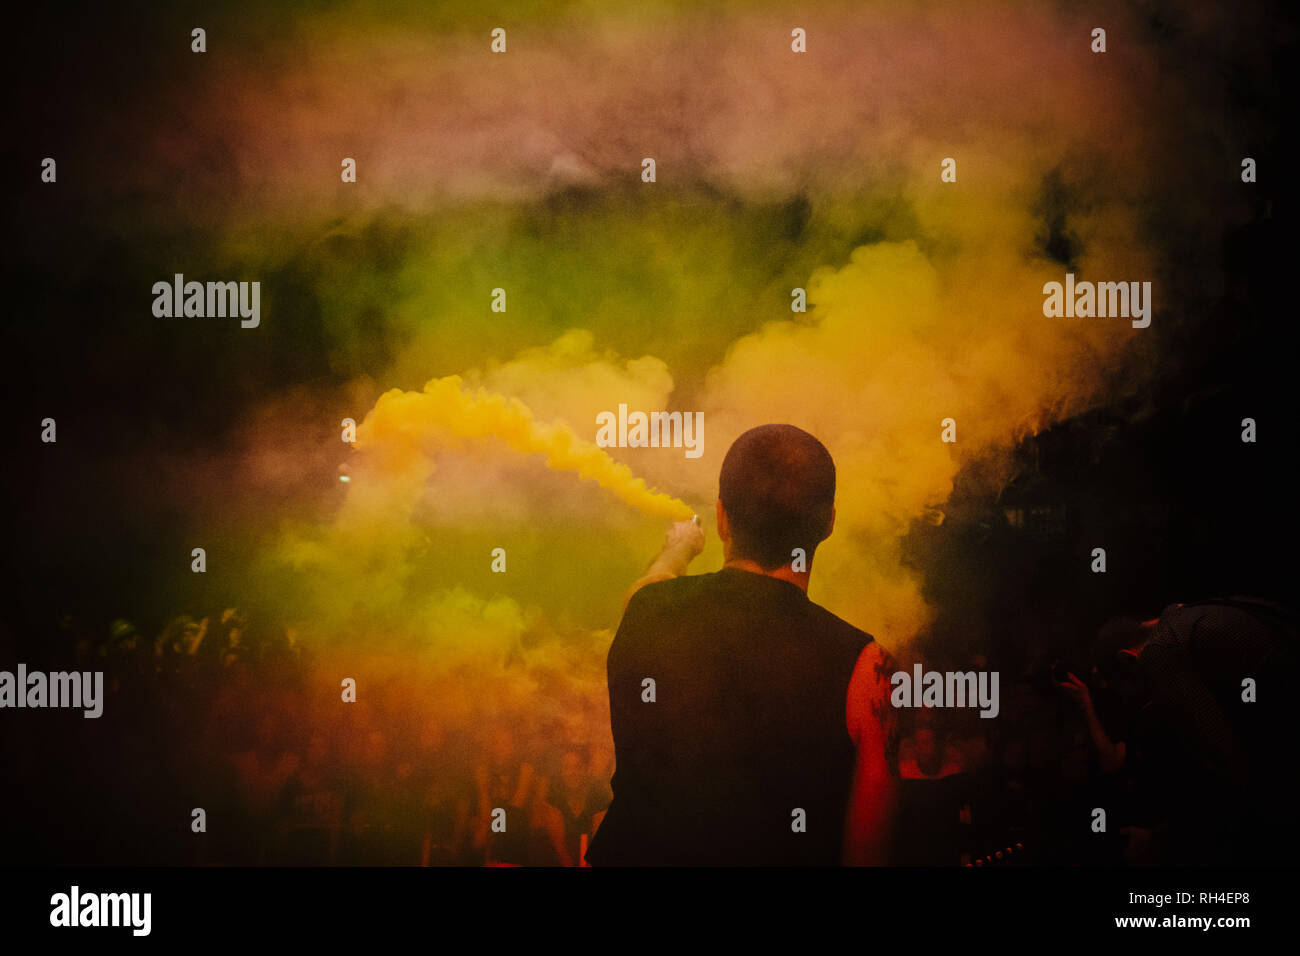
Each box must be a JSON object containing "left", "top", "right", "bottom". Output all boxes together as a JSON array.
[{"left": 3, "top": 597, "right": 1290, "bottom": 867}]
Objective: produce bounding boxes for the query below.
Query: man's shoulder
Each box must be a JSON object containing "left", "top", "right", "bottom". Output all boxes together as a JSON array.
[
  {"left": 626, "top": 570, "right": 719, "bottom": 613},
  {"left": 612, "top": 574, "right": 718, "bottom": 664},
  {"left": 625, "top": 572, "right": 876, "bottom": 657},
  {"left": 803, "top": 598, "right": 875, "bottom": 654}
]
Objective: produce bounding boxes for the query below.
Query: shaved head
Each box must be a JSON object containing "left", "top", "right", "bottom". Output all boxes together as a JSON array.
[{"left": 718, "top": 424, "right": 836, "bottom": 570}]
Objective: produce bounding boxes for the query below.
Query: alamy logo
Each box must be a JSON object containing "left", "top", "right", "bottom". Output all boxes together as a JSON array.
[
  {"left": 891, "top": 665, "right": 1000, "bottom": 718},
  {"left": 0, "top": 664, "right": 103, "bottom": 718},
  {"left": 1042, "top": 273, "right": 1151, "bottom": 328},
  {"left": 50, "top": 886, "right": 151, "bottom": 936},
  {"left": 152, "top": 274, "right": 261, "bottom": 328},
  {"left": 595, "top": 404, "right": 703, "bottom": 459}
]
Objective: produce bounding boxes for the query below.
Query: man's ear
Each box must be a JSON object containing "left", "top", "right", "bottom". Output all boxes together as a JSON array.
[
  {"left": 826, "top": 506, "right": 836, "bottom": 540},
  {"left": 715, "top": 499, "right": 728, "bottom": 542}
]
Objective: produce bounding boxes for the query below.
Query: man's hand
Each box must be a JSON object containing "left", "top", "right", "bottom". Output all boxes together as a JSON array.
[
  {"left": 656, "top": 518, "right": 706, "bottom": 575},
  {"left": 623, "top": 518, "right": 706, "bottom": 607},
  {"left": 1057, "top": 672, "right": 1092, "bottom": 711},
  {"left": 1060, "top": 671, "right": 1126, "bottom": 773}
]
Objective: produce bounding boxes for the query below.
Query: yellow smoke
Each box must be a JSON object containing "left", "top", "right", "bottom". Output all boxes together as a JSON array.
[
  {"left": 260, "top": 179, "right": 1154, "bottom": 860},
  {"left": 355, "top": 375, "right": 694, "bottom": 522},
  {"left": 697, "top": 214, "right": 1150, "bottom": 648}
]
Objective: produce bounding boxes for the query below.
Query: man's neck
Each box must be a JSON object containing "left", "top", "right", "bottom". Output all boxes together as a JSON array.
[{"left": 722, "top": 558, "right": 811, "bottom": 593}]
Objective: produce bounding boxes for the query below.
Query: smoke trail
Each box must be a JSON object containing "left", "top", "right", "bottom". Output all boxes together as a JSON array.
[{"left": 357, "top": 374, "right": 694, "bottom": 521}]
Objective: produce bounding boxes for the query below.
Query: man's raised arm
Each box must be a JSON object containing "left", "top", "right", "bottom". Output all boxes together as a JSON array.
[{"left": 622, "top": 518, "right": 705, "bottom": 610}]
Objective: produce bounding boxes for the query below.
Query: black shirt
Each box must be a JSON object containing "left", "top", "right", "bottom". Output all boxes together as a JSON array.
[{"left": 587, "top": 567, "right": 872, "bottom": 866}]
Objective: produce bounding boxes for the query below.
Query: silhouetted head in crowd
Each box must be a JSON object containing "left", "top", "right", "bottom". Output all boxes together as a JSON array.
[
  {"left": 1092, "top": 616, "right": 1156, "bottom": 684},
  {"left": 717, "top": 424, "right": 837, "bottom": 572}
]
